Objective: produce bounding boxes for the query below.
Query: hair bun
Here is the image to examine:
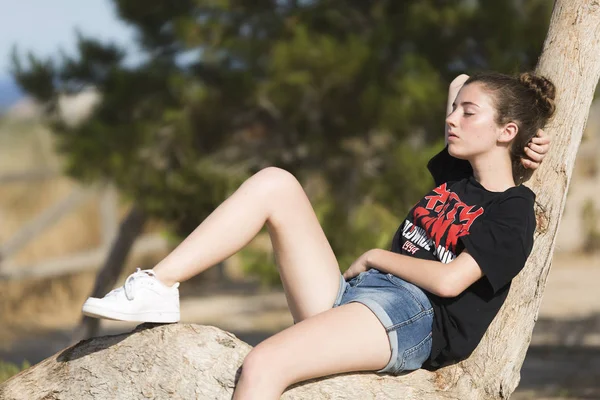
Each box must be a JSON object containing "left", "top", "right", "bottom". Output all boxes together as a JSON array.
[{"left": 519, "top": 72, "right": 556, "bottom": 119}]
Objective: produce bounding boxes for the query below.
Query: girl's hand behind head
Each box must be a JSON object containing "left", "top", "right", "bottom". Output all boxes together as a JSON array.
[{"left": 521, "top": 128, "right": 551, "bottom": 170}]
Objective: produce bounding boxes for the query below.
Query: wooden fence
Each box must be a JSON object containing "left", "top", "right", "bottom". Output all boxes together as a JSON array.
[{"left": 0, "top": 170, "right": 168, "bottom": 280}]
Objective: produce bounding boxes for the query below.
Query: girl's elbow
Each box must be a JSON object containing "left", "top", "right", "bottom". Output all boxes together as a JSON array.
[
  {"left": 436, "top": 282, "right": 459, "bottom": 298},
  {"left": 436, "top": 261, "right": 475, "bottom": 298},
  {"left": 435, "top": 276, "right": 463, "bottom": 298}
]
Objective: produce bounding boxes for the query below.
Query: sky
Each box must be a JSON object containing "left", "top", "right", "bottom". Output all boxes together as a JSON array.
[{"left": 0, "top": 0, "right": 137, "bottom": 80}]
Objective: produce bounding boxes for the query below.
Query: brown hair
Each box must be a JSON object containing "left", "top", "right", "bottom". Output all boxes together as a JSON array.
[{"left": 464, "top": 71, "right": 556, "bottom": 184}]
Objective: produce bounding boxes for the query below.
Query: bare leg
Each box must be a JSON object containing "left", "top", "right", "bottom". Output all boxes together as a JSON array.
[
  {"left": 233, "top": 302, "right": 392, "bottom": 400},
  {"left": 152, "top": 167, "right": 342, "bottom": 321}
]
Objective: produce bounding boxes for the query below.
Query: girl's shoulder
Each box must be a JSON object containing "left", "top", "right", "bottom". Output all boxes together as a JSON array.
[
  {"left": 465, "top": 176, "right": 536, "bottom": 202},
  {"left": 482, "top": 186, "right": 536, "bottom": 225}
]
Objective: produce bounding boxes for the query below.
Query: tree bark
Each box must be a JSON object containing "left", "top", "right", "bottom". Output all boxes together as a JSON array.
[
  {"left": 2, "top": 1, "right": 600, "bottom": 399},
  {"left": 70, "top": 204, "right": 147, "bottom": 343},
  {"left": 0, "top": 323, "right": 461, "bottom": 400}
]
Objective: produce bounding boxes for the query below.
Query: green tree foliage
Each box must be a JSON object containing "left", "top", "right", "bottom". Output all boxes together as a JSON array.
[
  {"left": 0, "top": 359, "right": 30, "bottom": 383},
  {"left": 11, "top": 0, "right": 552, "bottom": 284}
]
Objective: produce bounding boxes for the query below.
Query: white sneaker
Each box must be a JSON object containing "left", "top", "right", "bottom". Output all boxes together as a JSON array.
[{"left": 82, "top": 268, "right": 180, "bottom": 323}]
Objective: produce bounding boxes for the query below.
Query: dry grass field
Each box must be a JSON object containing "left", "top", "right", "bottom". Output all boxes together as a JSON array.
[{"left": 0, "top": 118, "right": 103, "bottom": 266}]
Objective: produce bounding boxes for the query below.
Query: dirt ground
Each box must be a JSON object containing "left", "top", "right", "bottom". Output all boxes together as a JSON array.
[{"left": 0, "top": 252, "right": 599, "bottom": 399}]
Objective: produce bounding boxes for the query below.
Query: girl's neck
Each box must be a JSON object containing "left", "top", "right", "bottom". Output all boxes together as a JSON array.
[{"left": 469, "top": 151, "right": 516, "bottom": 192}]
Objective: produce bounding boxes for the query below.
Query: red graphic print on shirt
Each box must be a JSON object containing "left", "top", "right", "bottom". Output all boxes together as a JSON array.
[{"left": 412, "top": 183, "right": 484, "bottom": 254}]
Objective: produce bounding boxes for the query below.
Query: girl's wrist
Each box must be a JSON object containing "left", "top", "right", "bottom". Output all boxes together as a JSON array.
[{"left": 365, "top": 249, "right": 379, "bottom": 268}]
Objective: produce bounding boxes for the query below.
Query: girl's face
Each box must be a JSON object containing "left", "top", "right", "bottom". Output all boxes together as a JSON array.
[{"left": 445, "top": 82, "right": 510, "bottom": 160}]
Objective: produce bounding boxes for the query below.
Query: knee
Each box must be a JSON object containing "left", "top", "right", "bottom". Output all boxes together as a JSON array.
[
  {"left": 252, "top": 167, "right": 304, "bottom": 201},
  {"left": 239, "top": 349, "right": 262, "bottom": 381},
  {"left": 239, "top": 348, "right": 287, "bottom": 390}
]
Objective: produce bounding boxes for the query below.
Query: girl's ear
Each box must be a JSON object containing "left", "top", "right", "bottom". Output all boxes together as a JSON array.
[{"left": 498, "top": 122, "right": 519, "bottom": 143}]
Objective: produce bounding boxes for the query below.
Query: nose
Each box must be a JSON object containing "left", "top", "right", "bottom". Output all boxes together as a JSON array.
[{"left": 445, "top": 110, "right": 458, "bottom": 128}]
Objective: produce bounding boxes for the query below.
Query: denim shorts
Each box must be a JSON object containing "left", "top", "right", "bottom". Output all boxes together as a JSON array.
[{"left": 332, "top": 268, "right": 434, "bottom": 375}]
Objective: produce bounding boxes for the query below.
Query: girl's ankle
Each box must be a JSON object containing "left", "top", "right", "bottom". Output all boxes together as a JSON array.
[{"left": 152, "top": 269, "right": 177, "bottom": 288}]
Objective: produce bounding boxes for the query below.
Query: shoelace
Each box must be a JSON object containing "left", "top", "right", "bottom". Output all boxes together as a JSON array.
[{"left": 105, "top": 268, "right": 156, "bottom": 301}]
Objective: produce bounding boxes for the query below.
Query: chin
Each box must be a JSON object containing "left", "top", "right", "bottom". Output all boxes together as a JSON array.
[{"left": 447, "top": 143, "right": 469, "bottom": 160}]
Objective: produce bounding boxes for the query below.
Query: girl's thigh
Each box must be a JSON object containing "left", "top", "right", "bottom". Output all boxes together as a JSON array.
[
  {"left": 265, "top": 169, "right": 342, "bottom": 321},
  {"left": 243, "top": 302, "right": 391, "bottom": 390}
]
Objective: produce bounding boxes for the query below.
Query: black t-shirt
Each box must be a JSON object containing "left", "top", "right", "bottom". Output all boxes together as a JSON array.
[{"left": 390, "top": 146, "right": 536, "bottom": 370}]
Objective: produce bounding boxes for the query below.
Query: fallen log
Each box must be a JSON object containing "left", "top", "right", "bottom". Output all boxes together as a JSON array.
[{"left": 0, "top": 323, "right": 462, "bottom": 399}]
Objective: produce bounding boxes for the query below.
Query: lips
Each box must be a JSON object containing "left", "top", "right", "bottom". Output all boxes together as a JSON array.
[{"left": 448, "top": 131, "right": 459, "bottom": 139}]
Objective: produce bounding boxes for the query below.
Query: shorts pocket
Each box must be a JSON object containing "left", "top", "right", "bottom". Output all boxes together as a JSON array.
[
  {"left": 346, "top": 269, "right": 372, "bottom": 287},
  {"left": 385, "top": 274, "right": 430, "bottom": 311},
  {"left": 398, "top": 332, "right": 432, "bottom": 373}
]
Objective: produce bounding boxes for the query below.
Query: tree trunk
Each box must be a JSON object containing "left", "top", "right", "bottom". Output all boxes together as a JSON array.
[
  {"left": 2, "top": 1, "right": 600, "bottom": 399},
  {"left": 70, "top": 204, "right": 147, "bottom": 343}
]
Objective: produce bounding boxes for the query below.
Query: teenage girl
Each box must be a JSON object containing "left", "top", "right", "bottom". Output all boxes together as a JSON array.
[{"left": 82, "top": 71, "right": 554, "bottom": 400}]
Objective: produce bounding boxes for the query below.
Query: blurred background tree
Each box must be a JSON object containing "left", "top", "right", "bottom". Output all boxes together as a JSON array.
[{"left": 11, "top": 0, "right": 553, "bottom": 285}]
